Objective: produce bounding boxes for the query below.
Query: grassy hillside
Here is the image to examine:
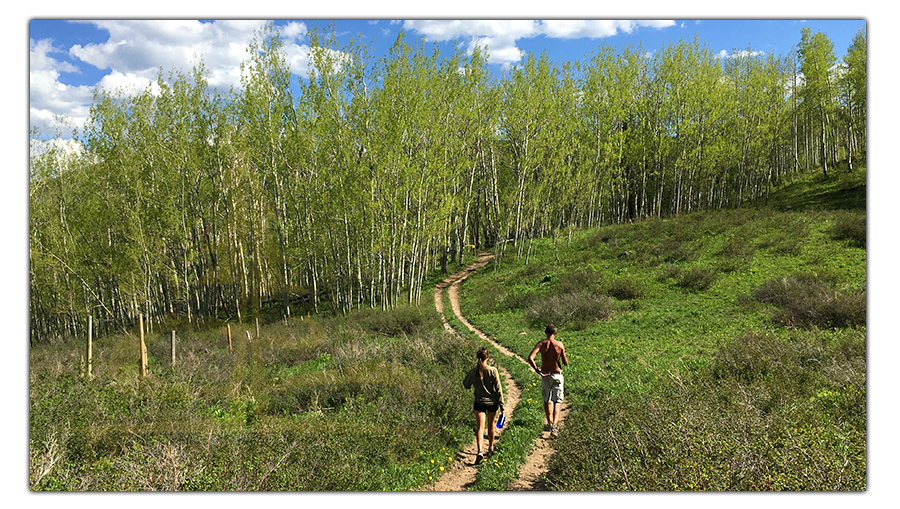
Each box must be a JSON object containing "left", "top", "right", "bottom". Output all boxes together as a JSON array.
[
  {"left": 29, "top": 168, "right": 866, "bottom": 491},
  {"left": 457, "top": 168, "right": 866, "bottom": 490}
]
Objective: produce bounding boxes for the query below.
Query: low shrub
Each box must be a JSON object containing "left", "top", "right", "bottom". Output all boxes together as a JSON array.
[
  {"left": 654, "top": 264, "right": 717, "bottom": 291},
  {"left": 708, "top": 331, "right": 804, "bottom": 384},
  {"left": 349, "top": 304, "right": 438, "bottom": 337},
  {"left": 753, "top": 275, "right": 866, "bottom": 329},
  {"left": 653, "top": 238, "right": 696, "bottom": 263},
  {"left": 831, "top": 211, "right": 866, "bottom": 248},
  {"left": 525, "top": 292, "right": 615, "bottom": 330},
  {"left": 676, "top": 267, "right": 718, "bottom": 292},
  {"left": 757, "top": 214, "right": 809, "bottom": 254},
  {"left": 607, "top": 277, "right": 644, "bottom": 300},
  {"left": 656, "top": 263, "right": 682, "bottom": 282},
  {"left": 555, "top": 267, "right": 604, "bottom": 295},
  {"left": 470, "top": 280, "right": 536, "bottom": 314},
  {"left": 718, "top": 228, "right": 757, "bottom": 260}
]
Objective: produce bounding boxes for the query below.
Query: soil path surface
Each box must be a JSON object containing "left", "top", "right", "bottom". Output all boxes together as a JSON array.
[{"left": 425, "top": 253, "right": 569, "bottom": 491}]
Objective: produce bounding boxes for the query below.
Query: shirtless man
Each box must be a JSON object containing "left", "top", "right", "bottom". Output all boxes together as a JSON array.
[{"left": 528, "top": 324, "right": 569, "bottom": 438}]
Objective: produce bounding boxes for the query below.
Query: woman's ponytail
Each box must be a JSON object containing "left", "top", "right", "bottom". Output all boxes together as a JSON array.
[{"left": 476, "top": 347, "right": 489, "bottom": 379}]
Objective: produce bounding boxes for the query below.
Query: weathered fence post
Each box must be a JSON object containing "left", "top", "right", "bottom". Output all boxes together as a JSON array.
[
  {"left": 245, "top": 330, "right": 254, "bottom": 384},
  {"left": 227, "top": 324, "right": 233, "bottom": 353},
  {"left": 86, "top": 315, "right": 93, "bottom": 378},
  {"left": 255, "top": 317, "right": 260, "bottom": 339},
  {"left": 170, "top": 330, "right": 176, "bottom": 366},
  {"left": 139, "top": 313, "right": 147, "bottom": 378}
]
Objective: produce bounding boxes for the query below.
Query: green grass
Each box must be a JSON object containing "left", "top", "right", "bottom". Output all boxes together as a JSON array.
[{"left": 763, "top": 167, "right": 866, "bottom": 212}]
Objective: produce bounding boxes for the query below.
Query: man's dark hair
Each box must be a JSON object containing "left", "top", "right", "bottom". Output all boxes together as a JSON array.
[{"left": 545, "top": 324, "right": 557, "bottom": 336}]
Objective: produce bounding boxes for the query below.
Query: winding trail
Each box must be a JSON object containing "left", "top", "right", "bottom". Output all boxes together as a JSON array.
[{"left": 425, "top": 252, "right": 570, "bottom": 491}]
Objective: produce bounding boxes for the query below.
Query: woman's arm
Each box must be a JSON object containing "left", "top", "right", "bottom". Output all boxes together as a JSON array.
[{"left": 462, "top": 367, "right": 474, "bottom": 389}]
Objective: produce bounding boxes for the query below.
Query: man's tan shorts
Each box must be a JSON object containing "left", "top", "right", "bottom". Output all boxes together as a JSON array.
[{"left": 541, "top": 373, "right": 564, "bottom": 403}]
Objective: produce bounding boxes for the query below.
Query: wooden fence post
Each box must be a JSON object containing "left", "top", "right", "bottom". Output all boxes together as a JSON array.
[
  {"left": 246, "top": 330, "right": 253, "bottom": 382},
  {"left": 255, "top": 317, "right": 260, "bottom": 339},
  {"left": 139, "top": 314, "right": 147, "bottom": 378},
  {"left": 227, "top": 324, "right": 233, "bottom": 353},
  {"left": 86, "top": 315, "right": 93, "bottom": 378},
  {"left": 170, "top": 330, "right": 176, "bottom": 366}
]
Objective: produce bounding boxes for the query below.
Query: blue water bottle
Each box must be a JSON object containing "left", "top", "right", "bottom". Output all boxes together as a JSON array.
[{"left": 496, "top": 412, "right": 506, "bottom": 429}]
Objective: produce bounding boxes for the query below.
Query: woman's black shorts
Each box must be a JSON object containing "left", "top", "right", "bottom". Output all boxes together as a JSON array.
[{"left": 473, "top": 401, "right": 499, "bottom": 413}]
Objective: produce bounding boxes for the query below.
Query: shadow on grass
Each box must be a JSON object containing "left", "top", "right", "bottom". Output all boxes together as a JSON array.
[{"left": 764, "top": 168, "right": 866, "bottom": 212}]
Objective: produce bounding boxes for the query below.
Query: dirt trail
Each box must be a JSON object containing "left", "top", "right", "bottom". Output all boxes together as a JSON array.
[{"left": 426, "top": 253, "right": 569, "bottom": 491}]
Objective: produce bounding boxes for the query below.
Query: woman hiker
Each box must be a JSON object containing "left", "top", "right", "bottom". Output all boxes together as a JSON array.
[{"left": 463, "top": 346, "right": 504, "bottom": 465}]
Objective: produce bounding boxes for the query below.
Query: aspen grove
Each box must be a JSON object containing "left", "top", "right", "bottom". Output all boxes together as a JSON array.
[{"left": 29, "top": 24, "right": 866, "bottom": 345}]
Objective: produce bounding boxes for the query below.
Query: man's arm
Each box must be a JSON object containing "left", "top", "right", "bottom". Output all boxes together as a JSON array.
[
  {"left": 527, "top": 344, "right": 543, "bottom": 375},
  {"left": 560, "top": 344, "right": 569, "bottom": 367}
]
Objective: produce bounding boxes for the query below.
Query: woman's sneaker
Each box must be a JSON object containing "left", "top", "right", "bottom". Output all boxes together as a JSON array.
[
  {"left": 550, "top": 426, "right": 560, "bottom": 438},
  {"left": 475, "top": 453, "right": 484, "bottom": 465},
  {"left": 543, "top": 423, "right": 553, "bottom": 432}
]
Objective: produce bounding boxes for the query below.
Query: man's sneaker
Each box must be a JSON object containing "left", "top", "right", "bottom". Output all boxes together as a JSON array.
[
  {"left": 550, "top": 426, "right": 560, "bottom": 438},
  {"left": 543, "top": 424, "right": 553, "bottom": 432}
]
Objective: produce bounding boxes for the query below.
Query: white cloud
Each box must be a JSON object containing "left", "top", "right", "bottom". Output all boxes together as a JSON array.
[
  {"left": 30, "top": 38, "right": 94, "bottom": 135},
  {"left": 405, "top": 20, "right": 540, "bottom": 41},
  {"left": 280, "top": 21, "right": 308, "bottom": 42},
  {"left": 403, "top": 20, "right": 536, "bottom": 66},
  {"left": 539, "top": 20, "right": 674, "bottom": 39},
  {"left": 284, "top": 44, "right": 314, "bottom": 78},
  {"left": 69, "top": 20, "right": 265, "bottom": 78},
  {"left": 67, "top": 20, "right": 315, "bottom": 91},
  {"left": 97, "top": 70, "right": 161, "bottom": 96},
  {"left": 403, "top": 19, "right": 674, "bottom": 66},
  {"left": 718, "top": 49, "right": 766, "bottom": 59},
  {"left": 30, "top": 137, "right": 84, "bottom": 162},
  {"left": 466, "top": 36, "right": 523, "bottom": 66}
]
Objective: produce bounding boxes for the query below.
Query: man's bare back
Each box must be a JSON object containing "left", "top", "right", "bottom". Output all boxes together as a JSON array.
[{"left": 529, "top": 337, "right": 568, "bottom": 375}]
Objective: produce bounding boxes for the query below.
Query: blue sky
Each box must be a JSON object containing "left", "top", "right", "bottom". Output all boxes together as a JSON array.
[{"left": 29, "top": 18, "right": 866, "bottom": 140}]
